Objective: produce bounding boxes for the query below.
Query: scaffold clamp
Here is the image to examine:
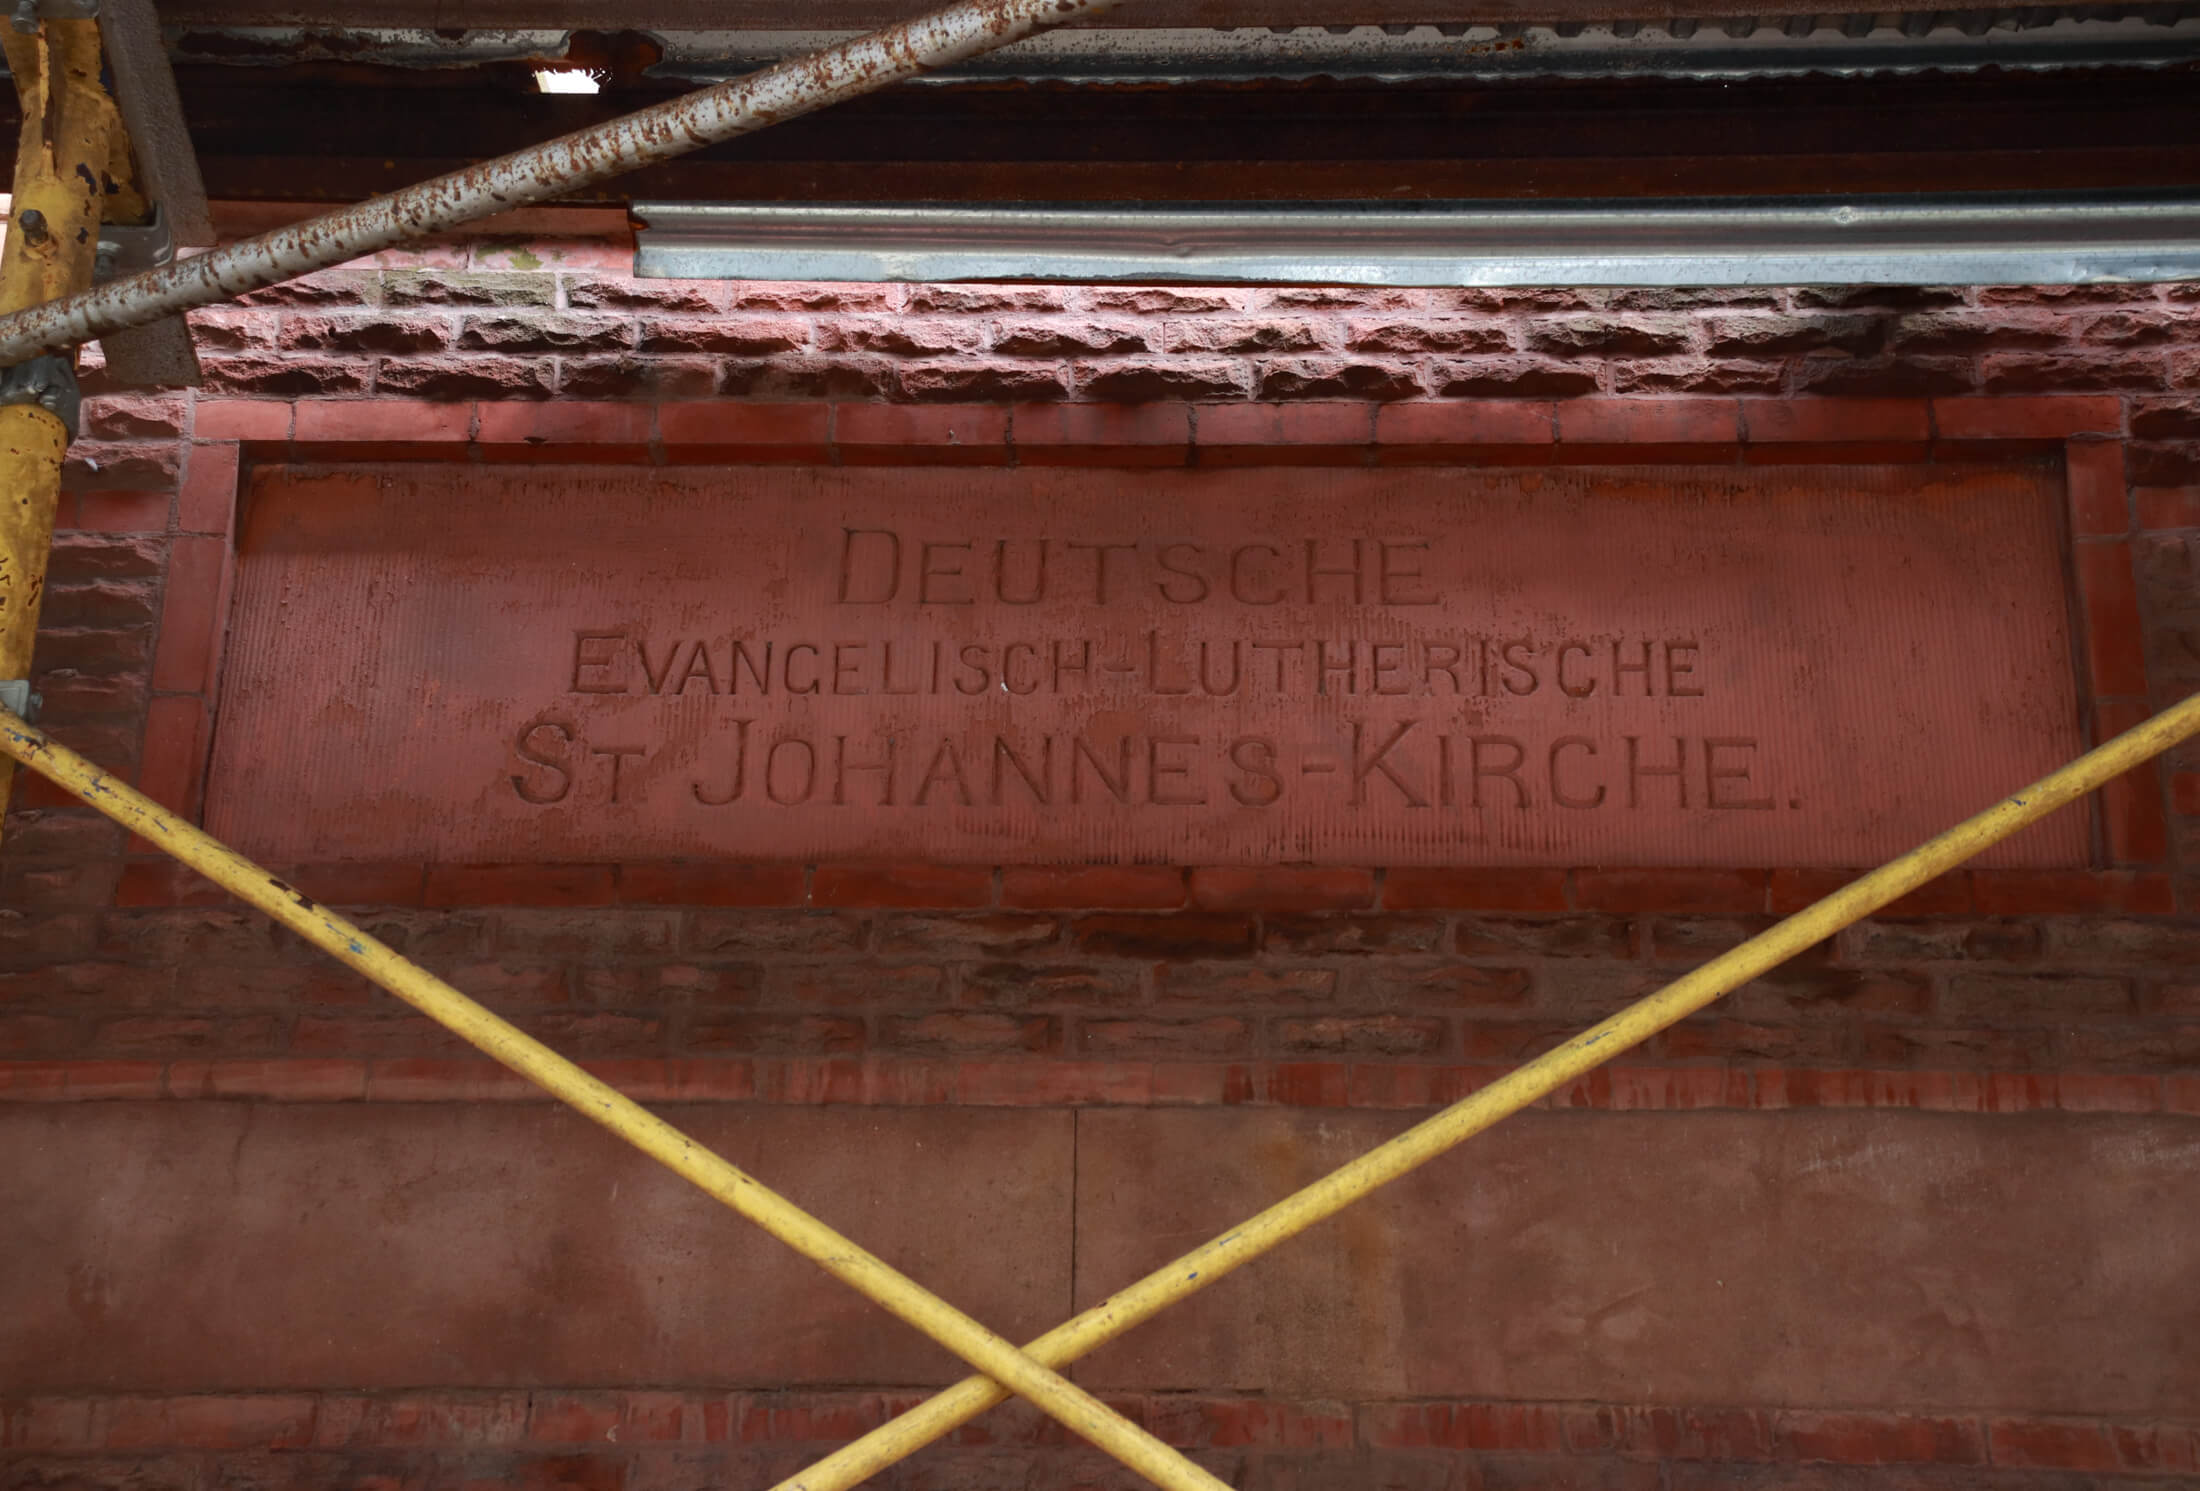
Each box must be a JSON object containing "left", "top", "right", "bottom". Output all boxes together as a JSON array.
[
  {"left": 0, "top": 679, "right": 41, "bottom": 723},
  {"left": 0, "top": 353, "right": 79, "bottom": 439}
]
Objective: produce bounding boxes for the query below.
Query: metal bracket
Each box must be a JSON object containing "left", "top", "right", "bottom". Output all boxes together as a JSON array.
[
  {"left": 11, "top": 0, "right": 98, "bottom": 34},
  {"left": 0, "top": 680, "right": 40, "bottom": 724},
  {"left": 0, "top": 354, "right": 80, "bottom": 439},
  {"left": 94, "top": 204, "right": 173, "bottom": 284}
]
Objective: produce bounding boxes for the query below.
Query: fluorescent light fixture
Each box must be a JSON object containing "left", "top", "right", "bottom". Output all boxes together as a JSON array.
[
  {"left": 634, "top": 195, "right": 2200, "bottom": 287},
  {"left": 533, "top": 67, "right": 602, "bottom": 94}
]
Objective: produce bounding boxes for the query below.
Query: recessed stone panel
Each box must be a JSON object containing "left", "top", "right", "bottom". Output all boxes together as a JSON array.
[{"left": 206, "top": 462, "right": 2085, "bottom": 866}]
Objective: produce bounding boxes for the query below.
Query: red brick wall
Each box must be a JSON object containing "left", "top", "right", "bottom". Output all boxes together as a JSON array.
[{"left": 4, "top": 212, "right": 2199, "bottom": 1491}]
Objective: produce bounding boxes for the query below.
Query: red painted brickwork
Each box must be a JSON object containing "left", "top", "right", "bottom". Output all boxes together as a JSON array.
[
  {"left": 3, "top": 1390, "right": 2196, "bottom": 1481},
  {"left": 4, "top": 219, "right": 2200, "bottom": 1491}
]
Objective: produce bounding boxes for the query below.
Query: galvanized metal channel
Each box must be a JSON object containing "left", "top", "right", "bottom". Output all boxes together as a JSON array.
[{"left": 633, "top": 193, "right": 2200, "bottom": 288}]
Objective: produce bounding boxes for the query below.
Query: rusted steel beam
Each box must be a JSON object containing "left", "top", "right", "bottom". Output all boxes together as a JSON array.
[{"left": 0, "top": 0, "right": 1119, "bottom": 366}]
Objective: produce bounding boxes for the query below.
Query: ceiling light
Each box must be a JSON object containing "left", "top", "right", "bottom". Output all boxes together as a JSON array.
[{"left": 533, "top": 68, "right": 602, "bottom": 94}]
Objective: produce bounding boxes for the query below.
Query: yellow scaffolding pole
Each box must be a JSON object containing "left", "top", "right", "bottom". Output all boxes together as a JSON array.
[
  {"left": 0, "top": 703, "right": 1231, "bottom": 1491},
  {"left": 770, "top": 687, "right": 2200, "bottom": 1491},
  {"left": 0, "top": 18, "right": 117, "bottom": 835}
]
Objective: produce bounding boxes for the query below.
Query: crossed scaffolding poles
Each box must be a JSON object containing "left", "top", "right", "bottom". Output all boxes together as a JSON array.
[
  {"left": 2, "top": 3, "right": 2197, "bottom": 1488},
  {"left": 7, "top": 682, "right": 2200, "bottom": 1491}
]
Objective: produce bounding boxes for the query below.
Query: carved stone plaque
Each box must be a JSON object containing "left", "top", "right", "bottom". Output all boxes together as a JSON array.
[{"left": 206, "top": 462, "right": 2086, "bottom": 867}]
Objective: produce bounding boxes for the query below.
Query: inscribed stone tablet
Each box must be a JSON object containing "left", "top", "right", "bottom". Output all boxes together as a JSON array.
[{"left": 206, "top": 463, "right": 2085, "bottom": 867}]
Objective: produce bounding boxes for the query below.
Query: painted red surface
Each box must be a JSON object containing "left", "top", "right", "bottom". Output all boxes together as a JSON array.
[
  {"left": 9, "top": 237, "right": 2199, "bottom": 1491},
  {"left": 206, "top": 461, "right": 2084, "bottom": 868}
]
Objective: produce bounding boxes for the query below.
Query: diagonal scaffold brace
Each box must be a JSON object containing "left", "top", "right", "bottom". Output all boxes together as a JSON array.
[
  {"left": 765, "top": 681, "right": 2200, "bottom": 1489},
  {"left": 5, "top": 691, "right": 2197, "bottom": 1491}
]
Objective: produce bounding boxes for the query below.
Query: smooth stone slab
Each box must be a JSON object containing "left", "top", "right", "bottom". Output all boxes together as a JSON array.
[
  {"left": 0, "top": 1104, "right": 1072, "bottom": 1392},
  {"left": 206, "top": 462, "right": 2083, "bottom": 867},
  {"left": 1071, "top": 1108, "right": 2200, "bottom": 1416}
]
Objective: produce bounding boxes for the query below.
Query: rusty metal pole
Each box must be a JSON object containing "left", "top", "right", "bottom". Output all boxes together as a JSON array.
[
  {"left": 0, "top": 0, "right": 1118, "bottom": 365},
  {"left": 0, "top": 16, "right": 118, "bottom": 833}
]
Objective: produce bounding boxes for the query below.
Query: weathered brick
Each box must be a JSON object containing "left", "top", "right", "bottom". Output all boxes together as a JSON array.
[
  {"left": 685, "top": 1013, "right": 864, "bottom": 1055},
  {"left": 1840, "top": 918, "right": 2041, "bottom": 964},
  {"left": 991, "top": 319, "right": 1148, "bottom": 356},
  {"left": 1457, "top": 915, "right": 1632, "bottom": 959},
  {"left": 1529, "top": 316, "right": 1695, "bottom": 357},
  {"left": 1073, "top": 914, "right": 1256, "bottom": 959},
  {"left": 82, "top": 394, "right": 189, "bottom": 441},
  {"left": 1162, "top": 319, "right": 1326, "bottom": 354},
  {"left": 1257, "top": 360, "right": 1423, "bottom": 400},
  {"left": 1984, "top": 351, "right": 2164, "bottom": 395},
  {"left": 1795, "top": 355, "right": 1973, "bottom": 397},
  {"left": 1346, "top": 319, "right": 1512, "bottom": 354},
  {"left": 1080, "top": 287, "right": 1244, "bottom": 314},
  {"left": 1987, "top": 1419, "right": 2120, "bottom": 1471},
  {"left": 382, "top": 270, "right": 553, "bottom": 307},
  {"left": 1076, "top": 1015, "right": 1251, "bottom": 1057},
  {"left": 1700, "top": 312, "right": 1886, "bottom": 358},
  {"left": 1263, "top": 914, "right": 1446, "bottom": 956},
  {"left": 46, "top": 533, "right": 165, "bottom": 580},
  {"left": 963, "top": 962, "right": 1141, "bottom": 1007},
  {"left": 1155, "top": 964, "right": 1339, "bottom": 1004},
  {"left": 1353, "top": 962, "right": 1534, "bottom": 1007},
  {"left": 1735, "top": 966, "right": 1934, "bottom": 1017},
  {"left": 1190, "top": 868, "right": 1374, "bottom": 913},
  {"left": 639, "top": 316, "right": 807, "bottom": 355},
  {"left": 684, "top": 910, "right": 865, "bottom": 957},
  {"left": 2039, "top": 918, "right": 2200, "bottom": 966},
  {"left": 875, "top": 913, "right": 1060, "bottom": 957},
  {"left": 1274, "top": 1013, "right": 1449, "bottom": 1056},
  {"left": 1429, "top": 358, "right": 1600, "bottom": 398},
  {"left": 458, "top": 314, "right": 632, "bottom": 353},
  {"left": 1941, "top": 972, "right": 2133, "bottom": 1021},
  {"left": 903, "top": 285, "right": 1062, "bottom": 313},
  {"left": 1361, "top": 1402, "right": 1565, "bottom": 1453},
  {"left": 717, "top": 355, "right": 895, "bottom": 402},
  {"left": 877, "top": 1010, "right": 1057, "bottom": 1054},
  {"left": 374, "top": 357, "right": 554, "bottom": 401},
  {"left": 1075, "top": 360, "right": 1249, "bottom": 402},
  {"left": 493, "top": 910, "right": 678, "bottom": 959},
  {"left": 999, "top": 866, "right": 1186, "bottom": 910},
  {"left": 562, "top": 275, "right": 727, "bottom": 312},
  {"left": 899, "top": 362, "right": 1071, "bottom": 402},
  {"left": 280, "top": 313, "right": 449, "bottom": 354},
  {"left": 1858, "top": 1023, "right": 2058, "bottom": 1068},
  {"left": 561, "top": 355, "right": 719, "bottom": 401},
  {"left": 1612, "top": 360, "right": 1784, "bottom": 395}
]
